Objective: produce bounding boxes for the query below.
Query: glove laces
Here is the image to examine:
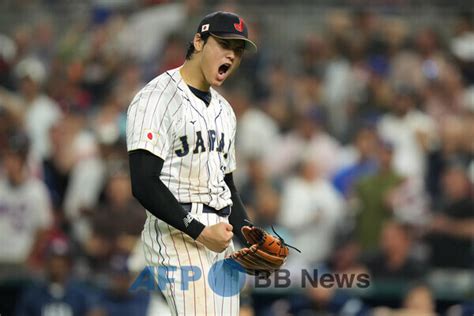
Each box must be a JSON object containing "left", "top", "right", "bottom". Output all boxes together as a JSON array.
[{"left": 244, "top": 219, "right": 301, "bottom": 253}]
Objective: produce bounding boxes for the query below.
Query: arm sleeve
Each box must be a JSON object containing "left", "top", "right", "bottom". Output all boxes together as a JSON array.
[
  {"left": 129, "top": 149, "right": 206, "bottom": 240},
  {"left": 224, "top": 173, "right": 250, "bottom": 245}
]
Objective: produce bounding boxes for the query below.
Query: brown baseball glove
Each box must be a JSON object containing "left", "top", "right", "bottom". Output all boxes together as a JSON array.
[{"left": 228, "top": 223, "right": 299, "bottom": 277}]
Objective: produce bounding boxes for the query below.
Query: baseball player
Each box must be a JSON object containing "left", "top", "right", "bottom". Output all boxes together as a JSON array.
[{"left": 126, "top": 11, "right": 257, "bottom": 316}]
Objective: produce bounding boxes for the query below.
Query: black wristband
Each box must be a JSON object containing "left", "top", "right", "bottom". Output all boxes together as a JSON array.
[{"left": 186, "top": 217, "right": 206, "bottom": 240}]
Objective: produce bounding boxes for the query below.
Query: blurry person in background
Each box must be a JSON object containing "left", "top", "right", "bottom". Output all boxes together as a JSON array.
[
  {"left": 252, "top": 184, "right": 281, "bottom": 229},
  {"left": 41, "top": 112, "right": 105, "bottom": 245},
  {"left": 0, "top": 131, "right": 53, "bottom": 278},
  {"left": 156, "top": 33, "right": 187, "bottom": 75},
  {"left": 450, "top": 12, "right": 474, "bottom": 85},
  {"left": 289, "top": 285, "right": 370, "bottom": 316},
  {"left": 322, "top": 12, "right": 355, "bottom": 140},
  {"left": 113, "top": 63, "right": 145, "bottom": 110},
  {"left": 229, "top": 86, "right": 279, "bottom": 165},
  {"left": 361, "top": 220, "right": 425, "bottom": 281},
  {"left": 238, "top": 156, "right": 279, "bottom": 213},
  {"left": 0, "top": 101, "right": 24, "bottom": 152},
  {"left": 279, "top": 154, "right": 345, "bottom": 268},
  {"left": 0, "top": 131, "right": 53, "bottom": 316},
  {"left": 92, "top": 93, "right": 126, "bottom": 147},
  {"left": 446, "top": 301, "right": 474, "bottom": 316},
  {"left": 327, "top": 235, "right": 365, "bottom": 275},
  {"left": 0, "top": 33, "right": 17, "bottom": 89},
  {"left": 377, "top": 84, "right": 437, "bottom": 180},
  {"left": 16, "top": 238, "right": 102, "bottom": 316},
  {"left": 373, "top": 284, "right": 436, "bottom": 316},
  {"left": 425, "top": 163, "right": 474, "bottom": 269},
  {"left": 332, "top": 125, "right": 378, "bottom": 198},
  {"left": 401, "top": 284, "right": 436, "bottom": 316},
  {"left": 14, "top": 57, "right": 62, "bottom": 162},
  {"left": 95, "top": 255, "right": 150, "bottom": 316},
  {"left": 0, "top": 32, "right": 23, "bottom": 119},
  {"left": 85, "top": 161, "right": 145, "bottom": 274},
  {"left": 266, "top": 109, "right": 342, "bottom": 180},
  {"left": 353, "top": 139, "right": 404, "bottom": 251},
  {"left": 425, "top": 116, "right": 472, "bottom": 206}
]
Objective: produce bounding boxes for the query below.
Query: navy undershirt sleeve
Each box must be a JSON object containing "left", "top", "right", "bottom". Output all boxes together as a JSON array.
[
  {"left": 129, "top": 149, "right": 206, "bottom": 239},
  {"left": 225, "top": 173, "right": 250, "bottom": 246}
]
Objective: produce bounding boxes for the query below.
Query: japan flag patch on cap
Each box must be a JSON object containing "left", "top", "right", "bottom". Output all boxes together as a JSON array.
[{"left": 201, "top": 24, "right": 210, "bottom": 32}]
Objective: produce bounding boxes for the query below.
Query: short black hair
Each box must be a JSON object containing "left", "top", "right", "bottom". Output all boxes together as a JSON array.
[{"left": 185, "top": 33, "right": 210, "bottom": 60}]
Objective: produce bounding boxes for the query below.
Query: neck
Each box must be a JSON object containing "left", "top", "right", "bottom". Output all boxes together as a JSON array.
[{"left": 180, "top": 59, "right": 210, "bottom": 91}]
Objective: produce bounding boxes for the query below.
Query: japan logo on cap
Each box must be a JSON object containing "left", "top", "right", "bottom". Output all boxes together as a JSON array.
[{"left": 201, "top": 24, "right": 210, "bottom": 32}]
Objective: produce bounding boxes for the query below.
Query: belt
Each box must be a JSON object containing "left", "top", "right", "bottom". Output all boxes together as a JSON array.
[{"left": 180, "top": 203, "right": 231, "bottom": 217}]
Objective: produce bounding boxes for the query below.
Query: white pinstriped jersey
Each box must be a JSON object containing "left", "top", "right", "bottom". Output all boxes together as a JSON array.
[{"left": 126, "top": 67, "right": 237, "bottom": 211}]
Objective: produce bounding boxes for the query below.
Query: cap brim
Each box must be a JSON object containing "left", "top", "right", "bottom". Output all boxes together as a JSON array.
[{"left": 210, "top": 33, "right": 258, "bottom": 53}]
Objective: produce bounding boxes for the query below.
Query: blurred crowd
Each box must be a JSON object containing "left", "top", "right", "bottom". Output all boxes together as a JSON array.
[{"left": 0, "top": 0, "right": 473, "bottom": 315}]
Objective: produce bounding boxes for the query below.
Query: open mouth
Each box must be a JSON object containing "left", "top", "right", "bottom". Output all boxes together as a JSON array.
[{"left": 218, "top": 63, "right": 231, "bottom": 75}]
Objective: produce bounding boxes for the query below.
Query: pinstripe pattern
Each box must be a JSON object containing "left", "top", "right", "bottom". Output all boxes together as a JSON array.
[
  {"left": 126, "top": 67, "right": 239, "bottom": 315},
  {"left": 207, "top": 213, "right": 218, "bottom": 315},
  {"left": 193, "top": 240, "right": 208, "bottom": 315},
  {"left": 155, "top": 219, "right": 179, "bottom": 314}
]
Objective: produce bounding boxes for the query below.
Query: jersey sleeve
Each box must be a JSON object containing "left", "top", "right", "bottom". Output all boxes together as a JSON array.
[{"left": 126, "top": 80, "right": 178, "bottom": 160}]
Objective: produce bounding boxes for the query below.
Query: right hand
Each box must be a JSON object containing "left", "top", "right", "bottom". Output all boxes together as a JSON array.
[{"left": 196, "top": 222, "right": 233, "bottom": 253}]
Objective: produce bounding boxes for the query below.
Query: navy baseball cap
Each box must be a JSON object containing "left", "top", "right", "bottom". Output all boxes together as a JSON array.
[{"left": 197, "top": 11, "right": 257, "bottom": 52}]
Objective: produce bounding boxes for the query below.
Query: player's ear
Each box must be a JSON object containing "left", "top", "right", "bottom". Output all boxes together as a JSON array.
[{"left": 193, "top": 33, "right": 204, "bottom": 52}]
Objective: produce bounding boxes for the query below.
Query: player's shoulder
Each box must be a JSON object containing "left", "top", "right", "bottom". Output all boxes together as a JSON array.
[
  {"left": 143, "top": 68, "right": 181, "bottom": 93},
  {"left": 132, "top": 68, "right": 182, "bottom": 104}
]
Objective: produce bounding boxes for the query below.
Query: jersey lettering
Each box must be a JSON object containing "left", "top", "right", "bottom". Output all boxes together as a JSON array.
[
  {"left": 175, "top": 136, "right": 190, "bottom": 157},
  {"left": 193, "top": 131, "right": 206, "bottom": 154},
  {"left": 176, "top": 130, "right": 226, "bottom": 156},
  {"left": 208, "top": 130, "right": 217, "bottom": 151},
  {"left": 217, "top": 132, "right": 225, "bottom": 152}
]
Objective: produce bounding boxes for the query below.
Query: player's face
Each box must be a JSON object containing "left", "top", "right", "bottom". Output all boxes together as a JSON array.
[{"left": 200, "top": 36, "right": 245, "bottom": 87}]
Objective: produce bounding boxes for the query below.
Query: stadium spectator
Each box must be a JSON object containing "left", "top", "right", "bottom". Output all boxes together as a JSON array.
[
  {"left": 279, "top": 154, "right": 345, "bottom": 267},
  {"left": 332, "top": 125, "right": 378, "bottom": 197},
  {"left": 94, "top": 255, "right": 150, "bottom": 316},
  {"left": 373, "top": 284, "right": 436, "bottom": 316},
  {"left": 377, "top": 84, "right": 437, "bottom": 179},
  {"left": 425, "top": 163, "right": 474, "bottom": 269},
  {"left": 353, "top": 139, "right": 404, "bottom": 251},
  {"left": 362, "top": 220, "right": 425, "bottom": 281},
  {"left": 85, "top": 161, "right": 145, "bottom": 274},
  {"left": 0, "top": 131, "right": 53, "bottom": 278},
  {"left": 14, "top": 57, "right": 62, "bottom": 161},
  {"left": 266, "top": 110, "right": 342, "bottom": 179},
  {"left": 15, "top": 238, "right": 101, "bottom": 316}
]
